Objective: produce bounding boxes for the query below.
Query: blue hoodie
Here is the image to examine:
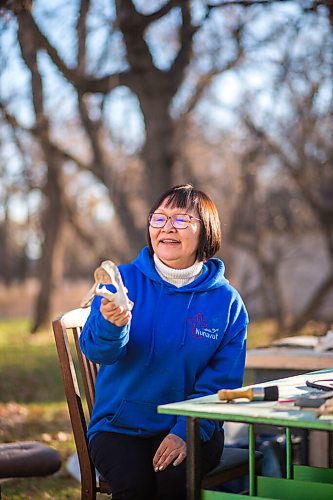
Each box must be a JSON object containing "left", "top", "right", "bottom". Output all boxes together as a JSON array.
[{"left": 80, "top": 247, "right": 248, "bottom": 443}]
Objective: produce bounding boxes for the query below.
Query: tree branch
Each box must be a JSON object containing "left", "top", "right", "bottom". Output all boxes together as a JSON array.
[
  {"left": 206, "top": 0, "right": 289, "bottom": 8},
  {"left": 63, "top": 191, "right": 98, "bottom": 249},
  {"left": 180, "top": 48, "right": 244, "bottom": 118},
  {"left": 76, "top": 0, "right": 90, "bottom": 73},
  {"left": 16, "top": 9, "right": 78, "bottom": 84},
  {"left": 203, "top": 0, "right": 333, "bottom": 25},
  {"left": 244, "top": 117, "right": 322, "bottom": 215},
  {"left": 115, "top": 0, "right": 155, "bottom": 71},
  {"left": 140, "top": 0, "right": 180, "bottom": 28},
  {"left": 14, "top": 5, "right": 127, "bottom": 94},
  {"left": 170, "top": 2, "right": 196, "bottom": 87},
  {"left": 77, "top": 92, "right": 108, "bottom": 183},
  {"left": 0, "top": 102, "right": 94, "bottom": 174}
]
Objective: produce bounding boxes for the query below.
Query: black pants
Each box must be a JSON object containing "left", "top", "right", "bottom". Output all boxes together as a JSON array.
[{"left": 89, "top": 429, "right": 224, "bottom": 500}]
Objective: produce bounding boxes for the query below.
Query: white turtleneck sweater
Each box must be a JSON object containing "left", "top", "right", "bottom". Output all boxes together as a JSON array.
[{"left": 153, "top": 253, "right": 203, "bottom": 288}]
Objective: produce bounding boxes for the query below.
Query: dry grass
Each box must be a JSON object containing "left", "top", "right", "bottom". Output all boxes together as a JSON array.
[{"left": 0, "top": 279, "right": 90, "bottom": 320}]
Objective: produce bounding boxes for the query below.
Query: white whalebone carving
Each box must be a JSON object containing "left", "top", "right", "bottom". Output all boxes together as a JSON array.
[{"left": 80, "top": 260, "right": 134, "bottom": 311}]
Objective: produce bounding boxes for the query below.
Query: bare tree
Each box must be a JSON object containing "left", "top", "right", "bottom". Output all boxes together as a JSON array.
[
  {"left": 2, "top": 0, "right": 247, "bottom": 329},
  {"left": 1, "top": 0, "right": 331, "bottom": 331}
]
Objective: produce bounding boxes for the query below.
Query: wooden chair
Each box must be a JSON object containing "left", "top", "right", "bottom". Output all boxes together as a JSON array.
[{"left": 52, "top": 308, "right": 262, "bottom": 499}]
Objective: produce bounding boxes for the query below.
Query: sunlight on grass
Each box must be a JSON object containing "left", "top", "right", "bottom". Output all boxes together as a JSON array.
[
  {"left": 0, "top": 319, "right": 81, "bottom": 498},
  {"left": 0, "top": 322, "right": 67, "bottom": 403},
  {"left": 1, "top": 478, "right": 81, "bottom": 499},
  {"left": 0, "top": 318, "right": 31, "bottom": 345}
]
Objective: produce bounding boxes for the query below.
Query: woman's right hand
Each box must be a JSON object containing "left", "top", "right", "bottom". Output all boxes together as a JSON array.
[{"left": 100, "top": 298, "right": 132, "bottom": 327}]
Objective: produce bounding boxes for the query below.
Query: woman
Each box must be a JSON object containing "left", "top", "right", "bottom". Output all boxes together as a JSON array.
[{"left": 80, "top": 184, "right": 248, "bottom": 500}]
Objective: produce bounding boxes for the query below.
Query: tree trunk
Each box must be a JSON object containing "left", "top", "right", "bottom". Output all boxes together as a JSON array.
[
  {"left": 31, "top": 160, "right": 64, "bottom": 333},
  {"left": 141, "top": 102, "right": 175, "bottom": 204},
  {"left": 17, "top": 9, "right": 67, "bottom": 332},
  {"left": 0, "top": 198, "right": 12, "bottom": 285}
]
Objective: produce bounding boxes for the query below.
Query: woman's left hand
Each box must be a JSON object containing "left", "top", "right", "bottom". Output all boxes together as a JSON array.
[{"left": 153, "top": 433, "right": 187, "bottom": 471}]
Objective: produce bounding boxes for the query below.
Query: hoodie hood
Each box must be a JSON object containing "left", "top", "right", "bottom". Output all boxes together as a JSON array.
[{"left": 132, "top": 246, "right": 228, "bottom": 292}]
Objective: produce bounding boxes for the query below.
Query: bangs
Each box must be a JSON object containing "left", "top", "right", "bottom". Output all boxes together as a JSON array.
[{"left": 163, "top": 190, "right": 199, "bottom": 210}]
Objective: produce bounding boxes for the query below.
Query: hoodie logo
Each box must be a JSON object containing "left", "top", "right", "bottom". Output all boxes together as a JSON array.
[{"left": 188, "top": 313, "right": 219, "bottom": 340}]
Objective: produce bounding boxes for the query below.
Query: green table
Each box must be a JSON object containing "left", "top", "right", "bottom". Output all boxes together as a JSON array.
[{"left": 158, "top": 369, "right": 333, "bottom": 499}]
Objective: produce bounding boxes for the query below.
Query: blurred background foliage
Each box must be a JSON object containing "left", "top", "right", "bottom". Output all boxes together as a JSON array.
[{"left": 0, "top": 0, "right": 332, "bottom": 334}]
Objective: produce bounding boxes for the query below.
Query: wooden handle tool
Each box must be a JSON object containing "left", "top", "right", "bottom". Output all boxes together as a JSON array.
[{"left": 218, "top": 386, "right": 279, "bottom": 402}]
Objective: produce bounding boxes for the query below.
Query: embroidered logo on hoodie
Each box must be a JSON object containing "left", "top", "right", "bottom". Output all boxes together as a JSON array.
[{"left": 188, "top": 313, "right": 219, "bottom": 340}]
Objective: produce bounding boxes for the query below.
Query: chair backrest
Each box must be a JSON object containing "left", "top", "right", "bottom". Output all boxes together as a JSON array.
[{"left": 52, "top": 308, "right": 111, "bottom": 498}]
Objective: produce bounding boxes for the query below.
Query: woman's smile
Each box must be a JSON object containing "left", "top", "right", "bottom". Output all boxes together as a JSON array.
[{"left": 158, "top": 238, "right": 181, "bottom": 245}]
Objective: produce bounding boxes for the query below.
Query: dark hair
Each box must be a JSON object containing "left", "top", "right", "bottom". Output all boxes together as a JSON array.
[{"left": 147, "top": 184, "right": 221, "bottom": 261}]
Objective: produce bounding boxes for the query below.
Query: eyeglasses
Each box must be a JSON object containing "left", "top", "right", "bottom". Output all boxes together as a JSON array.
[{"left": 148, "top": 213, "right": 201, "bottom": 229}]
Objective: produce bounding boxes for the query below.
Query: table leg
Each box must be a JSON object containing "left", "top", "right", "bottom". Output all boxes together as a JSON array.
[
  {"left": 186, "top": 417, "right": 201, "bottom": 500},
  {"left": 329, "top": 431, "right": 333, "bottom": 468},
  {"left": 285, "top": 427, "right": 293, "bottom": 479},
  {"left": 248, "top": 423, "right": 256, "bottom": 496}
]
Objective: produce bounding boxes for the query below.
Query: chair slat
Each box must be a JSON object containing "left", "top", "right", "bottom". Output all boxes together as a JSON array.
[{"left": 73, "top": 327, "right": 96, "bottom": 417}]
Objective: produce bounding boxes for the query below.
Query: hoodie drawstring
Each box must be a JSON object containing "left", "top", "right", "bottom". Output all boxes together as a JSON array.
[{"left": 180, "top": 292, "right": 195, "bottom": 347}]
